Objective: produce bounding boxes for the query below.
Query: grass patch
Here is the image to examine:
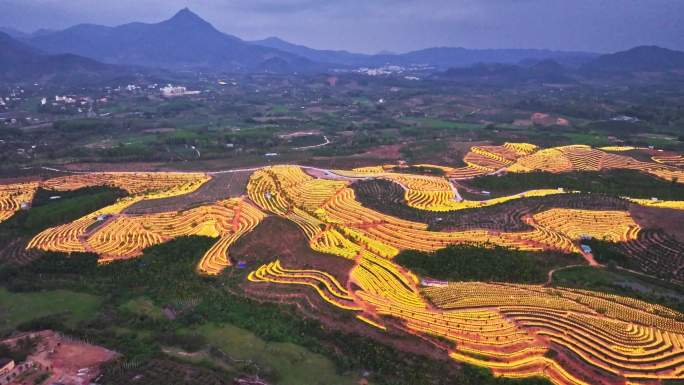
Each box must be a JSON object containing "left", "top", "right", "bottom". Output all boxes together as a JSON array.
[
  {"left": 270, "top": 105, "right": 289, "bottom": 114},
  {"left": 419, "top": 119, "right": 483, "bottom": 130},
  {"left": 0, "top": 287, "right": 101, "bottom": 332},
  {"left": 120, "top": 297, "right": 166, "bottom": 321},
  {"left": 193, "top": 323, "right": 358, "bottom": 385}
]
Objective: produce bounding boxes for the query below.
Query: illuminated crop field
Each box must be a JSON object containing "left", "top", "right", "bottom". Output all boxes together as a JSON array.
[
  {"left": 652, "top": 154, "right": 684, "bottom": 167},
  {"left": 368, "top": 143, "right": 684, "bottom": 184},
  {"left": 242, "top": 164, "right": 684, "bottom": 385},
  {"left": 505, "top": 145, "right": 684, "bottom": 183},
  {"left": 41, "top": 172, "right": 210, "bottom": 195},
  {"left": 0, "top": 182, "right": 39, "bottom": 223},
  {"left": 26, "top": 171, "right": 264, "bottom": 274},
  {"left": 4, "top": 149, "right": 684, "bottom": 385}
]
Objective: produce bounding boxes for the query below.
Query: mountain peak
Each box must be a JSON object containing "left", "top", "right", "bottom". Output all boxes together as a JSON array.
[
  {"left": 168, "top": 7, "right": 208, "bottom": 25},
  {"left": 262, "top": 36, "right": 287, "bottom": 44}
]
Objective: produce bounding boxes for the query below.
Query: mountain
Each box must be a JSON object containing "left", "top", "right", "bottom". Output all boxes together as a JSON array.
[
  {"left": 28, "top": 8, "right": 319, "bottom": 73},
  {"left": 387, "top": 47, "right": 596, "bottom": 69},
  {"left": 583, "top": 46, "right": 684, "bottom": 73},
  {"left": 0, "top": 31, "right": 121, "bottom": 84},
  {"left": 252, "top": 38, "right": 598, "bottom": 69},
  {"left": 439, "top": 59, "right": 572, "bottom": 85},
  {"left": 24, "top": 8, "right": 597, "bottom": 74},
  {"left": 0, "top": 27, "right": 28, "bottom": 39},
  {"left": 252, "top": 37, "right": 372, "bottom": 66},
  {"left": 30, "top": 28, "right": 57, "bottom": 38},
  {"left": 0, "top": 27, "right": 56, "bottom": 39}
]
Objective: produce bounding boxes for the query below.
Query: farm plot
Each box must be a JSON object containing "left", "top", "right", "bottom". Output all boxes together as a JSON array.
[
  {"left": 5, "top": 162, "right": 684, "bottom": 385},
  {"left": 343, "top": 144, "right": 684, "bottom": 186},
  {"left": 507, "top": 145, "right": 684, "bottom": 183},
  {"left": 652, "top": 154, "right": 684, "bottom": 168},
  {"left": 29, "top": 198, "right": 264, "bottom": 275},
  {"left": 0, "top": 182, "right": 39, "bottom": 223},
  {"left": 25, "top": 171, "right": 268, "bottom": 275},
  {"left": 352, "top": 178, "right": 630, "bottom": 232},
  {"left": 242, "top": 164, "right": 684, "bottom": 385},
  {"left": 124, "top": 171, "right": 252, "bottom": 214},
  {"left": 27, "top": 173, "right": 213, "bottom": 255},
  {"left": 41, "top": 172, "right": 210, "bottom": 195}
]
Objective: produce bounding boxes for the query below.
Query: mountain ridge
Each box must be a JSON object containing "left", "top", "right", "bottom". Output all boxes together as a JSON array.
[
  {"left": 251, "top": 37, "right": 599, "bottom": 69},
  {"left": 0, "top": 31, "right": 123, "bottom": 84},
  {"left": 5, "top": 8, "right": 684, "bottom": 76},
  {"left": 27, "top": 8, "right": 320, "bottom": 73},
  {"left": 583, "top": 45, "right": 684, "bottom": 73}
]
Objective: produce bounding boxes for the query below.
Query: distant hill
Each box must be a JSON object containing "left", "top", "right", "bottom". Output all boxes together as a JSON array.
[
  {"left": 0, "top": 27, "right": 56, "bottom": 39},
  {"left": 439, "top": 59, "right": 572, "bottom": 84},
  {"left": 0, "top": 31, "right": 121, "bottom": 84},
  {"left": 0, "top": 27, "right": 28, "bottom": 39},
  {"left": 387, "top": 47, "right": 596, "bottom": 69},
  {"left": 252, "top": 37, "right": 372, "bottom": 67},
  {"left": 28, "top": 8, "right": 319, "bottom": 73},
  {"left": 17, "top": 8, "right": 679, "bottom": 78},
  {"left": 252, "top": 38, "right": 597, "bottom": 69},
  {"left": 583, "top": 46, "right": 684, "bottom": 73}
]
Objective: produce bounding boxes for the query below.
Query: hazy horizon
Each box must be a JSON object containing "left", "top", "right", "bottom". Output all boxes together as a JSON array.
[{"left": 1, "top": 0, "right": 683, "bottom": 54}]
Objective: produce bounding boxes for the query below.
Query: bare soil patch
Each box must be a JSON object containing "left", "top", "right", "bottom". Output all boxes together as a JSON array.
[
  {"left": 361, "top": 143, "right": 404, "bottom": 159},
  {"left": 4, "top": 330, "right": 116, "bottom": 385},
  {"left": 230, "top": 216, "right": 353, "bottom": 283},
  {"left": 630, "top": 204, "right": 684, "bottom": 243},
  {"left": 124, "top": 171, "right": 251, "bottom": 214}
]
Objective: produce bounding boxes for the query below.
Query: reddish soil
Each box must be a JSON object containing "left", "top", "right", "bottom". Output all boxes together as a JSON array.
[
  {"left": 305, "top": 140, "right": 491, "bottom": 170},
  {"left": 124, "top": 171, "right": 252, "bottom": 214},
  {"left": 446, "top": 140, "right": 490, "bottom": 166},
  {"left": 230, "top": 216, "right": 353, "bottom": 283},
  {"left": 448, "top": 140, "right": 490, "bottom": 154},
  {"left": 4, "top": 330, "right": 116, "bottom": 385},
  {"left": 305, "top": 145, "right": 406, "bottom": 170},
  {"left": 630, "top": 204, "right": 684, "bottom": 243},
  {"left": 360, "top": 143, "right": 404, "bottom": 159},
  {"left": 48, "top": 342, "right": 114, "bottom": 379}
]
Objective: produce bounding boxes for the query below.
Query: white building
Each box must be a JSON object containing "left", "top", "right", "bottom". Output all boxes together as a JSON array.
[
  {"left": 161, "top": 85, "right": 201, "bottom": 97},
  {"left": 55, "top": 95, "right": 76, "bottom": 104}
]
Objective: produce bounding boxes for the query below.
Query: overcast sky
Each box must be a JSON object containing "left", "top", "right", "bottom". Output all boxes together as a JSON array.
[{"left": 1, "top": 0, "right": 683, "bottom": 54}]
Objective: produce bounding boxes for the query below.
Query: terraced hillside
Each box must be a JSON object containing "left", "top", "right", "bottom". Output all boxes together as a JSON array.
[{"left": 3, "top": 147, "right": 684, "bottom": 385}]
